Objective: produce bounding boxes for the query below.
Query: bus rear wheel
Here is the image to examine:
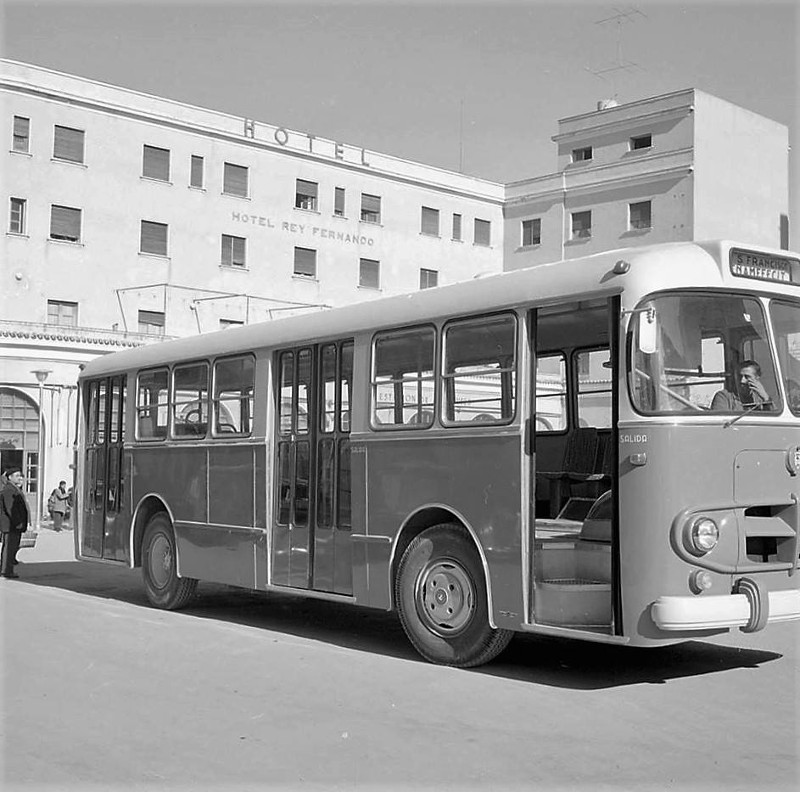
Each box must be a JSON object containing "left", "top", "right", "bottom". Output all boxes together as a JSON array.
[
  {"left": 395, "top": 523, "right": 512, "bottom": 667},
  {"left": 141, "top": 513, "right": 197, "bottom": 610}
]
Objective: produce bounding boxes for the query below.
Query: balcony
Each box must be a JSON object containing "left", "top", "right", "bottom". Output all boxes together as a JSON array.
[{"left": 0, "top": 319, "right": 176, "bottom": 352}]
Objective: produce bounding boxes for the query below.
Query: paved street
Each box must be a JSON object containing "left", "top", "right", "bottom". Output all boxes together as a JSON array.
[{"left": 2, "top": 529, "right": 797, "bottom": 792}]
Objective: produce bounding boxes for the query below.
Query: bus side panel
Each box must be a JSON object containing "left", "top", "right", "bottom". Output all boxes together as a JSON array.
[
  {"left": 175, "top": 523, "right": 261, "bottom": 589},
  {"left": 208, "top": 444, "right": 256, "bottom": 527},
  {"left": 365, "top": 433, "right": 524, "bottom": 628},
  {"left": 132, "top": 446, "right": 208, "bottom": 523}
]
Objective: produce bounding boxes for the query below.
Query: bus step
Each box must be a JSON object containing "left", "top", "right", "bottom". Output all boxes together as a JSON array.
[{"left": 535, "top": 579, "right": 612, "bottom": 626}]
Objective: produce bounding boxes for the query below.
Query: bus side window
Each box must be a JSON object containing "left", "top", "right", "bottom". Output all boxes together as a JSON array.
[
  {"left": 371, "top": 326, "right": 435, "bottom": 428},
  {"left": 213, "top": 355, "right": 255, "bottom": 435},
  {"left": 136, "top": 368, "right": 169, "bottom": 440},
  {"left": 576, "top": 348, "right": 611, "bottom": 429},
  {"left": 172, "top": 362, "right": 209, "bottom": 438},
  {"left": 535, "top": 353, "right": 567, "bottom": 432},
  {"left": 442, "top": 313, "right": 517, "bottom": 425}
]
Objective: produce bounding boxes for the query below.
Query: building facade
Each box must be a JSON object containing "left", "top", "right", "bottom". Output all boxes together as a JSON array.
[
  {"left": 504, "top": 89, "right": 789, "bottom": 270},
  {"left": 0, "top": 61, "right": 791, "bottom": 521}
]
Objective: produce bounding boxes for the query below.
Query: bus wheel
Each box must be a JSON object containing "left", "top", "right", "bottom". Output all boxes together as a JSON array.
[
  {"left": 395, "top": 524, "right": 512, "bottom": 667},
  {"left": 141, "top": 513, "right": 197, "bottom": 610}
]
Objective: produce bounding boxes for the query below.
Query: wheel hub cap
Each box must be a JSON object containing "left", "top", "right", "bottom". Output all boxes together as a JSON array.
[{"left": 417, "top": 560, "right": 475, "bottom": 635}]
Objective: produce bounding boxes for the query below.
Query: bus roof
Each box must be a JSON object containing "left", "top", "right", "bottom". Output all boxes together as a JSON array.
[{"left": 79, "top": 240, "right": 798, "bottom": 379}]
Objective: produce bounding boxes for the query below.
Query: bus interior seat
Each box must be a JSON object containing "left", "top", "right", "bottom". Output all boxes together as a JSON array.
[{"left": 537, "top": 427, "right": 599, "bottom": 516}]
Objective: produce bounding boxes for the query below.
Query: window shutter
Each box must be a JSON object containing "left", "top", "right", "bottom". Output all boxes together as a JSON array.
[
  {"left": 294, "top": 247, "right": 316, "bottom": 277},
  {"left": 224, "top": 163, "right": 248, "bottom": 197},
  {"left": 190, "top": 155, "right": 204, "bottom": 188},
  {"left": 334, "top": 187, "right": 345, "bottom": 216},
  {"left": 222, "top": 235, "right": 246, "bottom": 266},
  {"left": 474, "top": 218, "right": 491, "bottom": 246},
  {"left": 13, "top": 116, "right": 30, "bottom": 152},
  {"left": 140, "top": 221, "right": 168, "bottom": 255},
  {"left": 361, "top": 194, "right": 381, "bottom": 221},
  {"left": 50, "top": 205, "right": 81, "bottom": 242},
  {"left": 421, "top": 207, "right": 439, "bottom": 235},
  {"left": 143, "top": 145, "right": 170, "bottom": 180},
  {"left": 452, "top": 213, "right": 462, "bottom": 240},
  {"left": 54, "top": 126, "right": 85, "bottom": 163},
  {"left": 359, "top": 258, "right": 380, "bottom": 289}
]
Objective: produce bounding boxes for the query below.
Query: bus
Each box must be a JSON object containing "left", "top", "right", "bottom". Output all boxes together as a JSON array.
[{"left": 75, "top": 240, "right": 800, "bottom": 667}]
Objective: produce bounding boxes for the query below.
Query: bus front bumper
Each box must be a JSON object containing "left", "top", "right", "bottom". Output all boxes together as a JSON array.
[{"left": 651, "top": 586, "right": 800, "bottom": 633}]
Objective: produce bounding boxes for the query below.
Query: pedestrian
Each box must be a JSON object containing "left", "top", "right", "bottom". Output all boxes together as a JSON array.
[
  {"left": 49, "top": 480, "right": 70, "bottom": 532},
  {"left": 1, "top": 467, "right": 30, "bottom": 579}
]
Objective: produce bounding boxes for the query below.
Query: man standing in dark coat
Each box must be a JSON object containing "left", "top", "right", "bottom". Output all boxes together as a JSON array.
[{"left": 1, "top": 467, "right": 30, "bottom": 578}]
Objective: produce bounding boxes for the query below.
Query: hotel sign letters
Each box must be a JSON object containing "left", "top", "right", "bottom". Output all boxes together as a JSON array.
[
  {"left": 231, "top": 212, "right": 375, "bottom": 246},
  {"left": 729, "top": 248, "right": 798, "bottom": 285},
  {"left": 243, "top": 118, "right": 371, "bottom": 167}
]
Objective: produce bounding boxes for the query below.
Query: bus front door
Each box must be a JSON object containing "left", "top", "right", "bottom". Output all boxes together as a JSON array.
[{"left": 531, "top": 299, "right": 620, "bottom": 635}]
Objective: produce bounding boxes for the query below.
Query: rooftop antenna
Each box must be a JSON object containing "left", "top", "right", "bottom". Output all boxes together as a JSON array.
[{"left": 586, "top": 6, "right": 647, "bottom": 104}]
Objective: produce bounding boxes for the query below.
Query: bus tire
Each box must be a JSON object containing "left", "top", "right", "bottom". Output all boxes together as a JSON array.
[
  {"left": 141, "top": 513, "right": 197, "bottom": 610},
  {"left": 395, "top": 523, "right": 512, "bottom": 667}
]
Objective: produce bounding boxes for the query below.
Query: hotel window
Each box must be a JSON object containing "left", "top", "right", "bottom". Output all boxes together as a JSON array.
[
  {"left": 359, "top": 258, "right": 380, "bottom": 289},
  {"left": 295, "top": 179, "right": 318, "bottom": 211},
  {"left": 420, "top": 268, "right": 438, "bottom": 289},
  {"left": 190, "top": 155, "right": 204, "bottom": 188},
  {"left": 521, "top": 218, "right": 541, "bottom": 247},
  {"left": 12, "top": 116, "right": 30, "bottom": 153},
  {"left": 53, "top": 125, "right": 85, "bottom": 164},
  {"left": 138, "top": 310, "right": 165, "bottom": 336},
  {"left": 474, "top": 218, "right": 491, "bottom": 246},
  {"left": 452, "top": 213, "right": 462, "bottom": 241},
  {"left": 223, "top": 162, "right": 249, "bottom": 198},
  {"left": 140, "top": 220, "right": 168, "bottom": 256},
  {"left": 572, "top": 146, "right": 593, "bottom": 163},
  {"left": 294, "top": 246, "right": 317, "bottom": 278},
  {"left": 571, "top": 210, "right": 592, "bottom": 239},
  {"left": 142, "top": 145, "right": 170, "bottom": 181},
  {"left": 629, "top": 201, "right": 652, "bottom": 230},
  {"left": 334, "top": 187, "right": 345, "bottom": 217},
  {"left": 47, "top": 300, "right": 78, "bottom": 327},
  {"left": 630, "top": 134, "right": 652, "bottom": 151},
  {"left": 360, "top": 193, "right": 381, "bottom": 224},
  {"left": 9, "top": 197, "right": 26, "bottom": 234},
  {"left": 221, "top": 234, "right": 246, "bottom": 267},
  {"left": 49, "top": 205, "right": 82, "bottom": 243},
  {"left": 421, "top": 207, "right": 439, "bottom": 236}
]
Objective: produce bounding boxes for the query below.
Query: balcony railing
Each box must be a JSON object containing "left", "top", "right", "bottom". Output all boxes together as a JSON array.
[{"left": 0, "top": 319, "right": 176, "bottom": 349}]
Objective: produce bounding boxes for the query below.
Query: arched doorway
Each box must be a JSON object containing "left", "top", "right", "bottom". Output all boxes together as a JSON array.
[{"left": 0, "top": 388, "right": 41, "bottom": 520}]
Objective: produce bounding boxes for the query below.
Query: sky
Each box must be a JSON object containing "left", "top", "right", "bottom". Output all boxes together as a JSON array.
[{"left": 2, "top": 0, "right": 799, "bottom": 237}]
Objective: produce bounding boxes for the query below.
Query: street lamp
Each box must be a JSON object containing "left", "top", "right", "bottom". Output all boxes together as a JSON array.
[{"left": 32, "top": 369, "right": 51, "bottom": 527}]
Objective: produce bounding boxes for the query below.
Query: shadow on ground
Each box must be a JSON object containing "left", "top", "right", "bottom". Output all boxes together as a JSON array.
[{"left": 14, "top": 558, "right": 783, "bottom": 690}]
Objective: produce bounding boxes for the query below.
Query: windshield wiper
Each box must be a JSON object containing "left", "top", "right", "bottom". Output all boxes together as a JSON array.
[{"left": 723, "top": 401, "right": 773, "bottom": 428}]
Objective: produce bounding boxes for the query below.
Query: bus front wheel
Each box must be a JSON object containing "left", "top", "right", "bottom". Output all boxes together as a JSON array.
[
  {"left": 141, "top": 513, "right": 197, "bottom": 610},
  {"left": 395, "top": 524, "right": 512, "bottom": 667}
]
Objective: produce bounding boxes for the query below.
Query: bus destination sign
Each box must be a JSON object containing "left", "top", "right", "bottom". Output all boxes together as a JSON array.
[{"left": 729, "top": 248, "right": 799, "bottom": 285}]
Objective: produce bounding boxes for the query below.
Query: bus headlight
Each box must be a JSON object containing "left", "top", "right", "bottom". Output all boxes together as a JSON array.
[{"left": 689, "top": 517, "right": 719, "bottom": 555}]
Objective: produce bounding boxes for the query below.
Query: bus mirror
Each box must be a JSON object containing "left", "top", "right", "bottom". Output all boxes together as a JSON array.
[{"left": 638, "top": 308, "right": 658, "bottom": 354}]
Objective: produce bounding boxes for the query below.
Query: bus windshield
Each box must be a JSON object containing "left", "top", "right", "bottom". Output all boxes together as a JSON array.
[
  {"left": 770, "top": 299, "right": 800, "bottom": 416},
  {"left": 629, "top": 291, "right": 782, "bottom": 415}
]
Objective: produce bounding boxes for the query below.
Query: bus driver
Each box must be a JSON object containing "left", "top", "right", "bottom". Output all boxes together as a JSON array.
[{"left": 711, "top": 360, "right": 771, "bottom": 411}]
